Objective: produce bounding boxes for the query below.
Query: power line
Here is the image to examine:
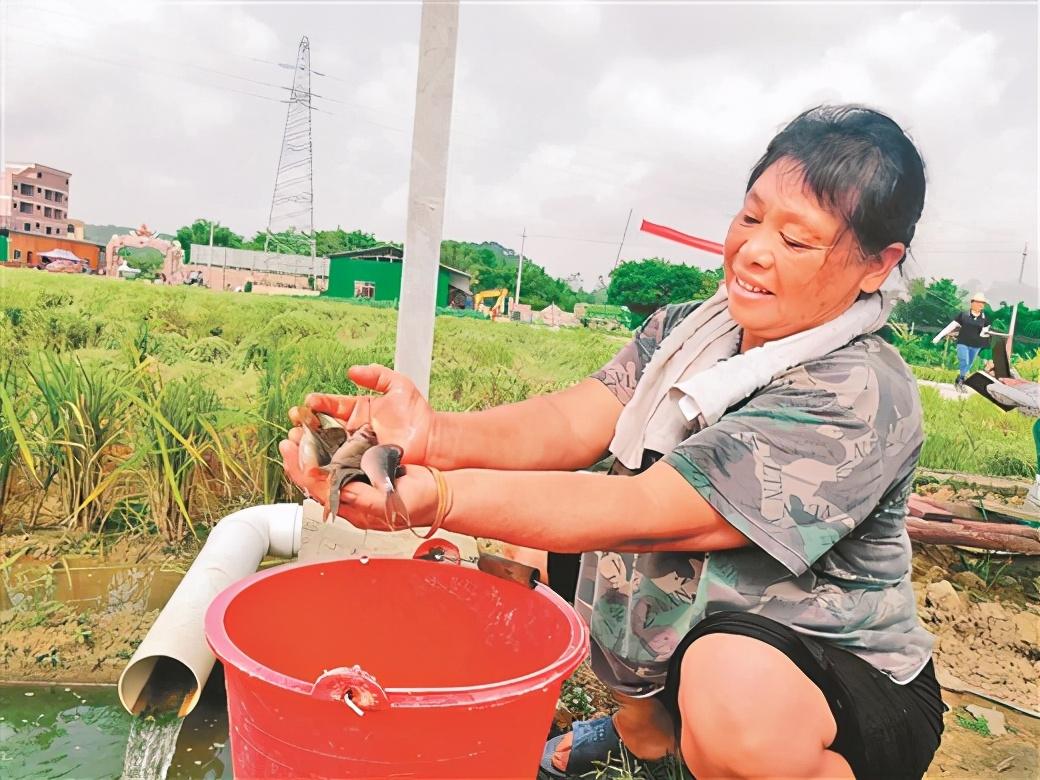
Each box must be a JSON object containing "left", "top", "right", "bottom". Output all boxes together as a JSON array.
[
  {"left": 267, "top": 37, "right": 315, "bottom": 241},
  {"left": 4, "top": 31, "right": 289, "bottom": 105}
]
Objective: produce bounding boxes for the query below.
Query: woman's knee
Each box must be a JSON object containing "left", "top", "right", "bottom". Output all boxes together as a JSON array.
[{"left": 675, "top": 634, "right": 845, "bottom": 777}]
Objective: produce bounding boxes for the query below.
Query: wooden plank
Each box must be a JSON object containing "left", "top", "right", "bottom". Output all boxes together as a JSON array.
[
  {"left": 916, "top": 469, "right": 1031, "bottom": 497},
  {"left": 908, "top": 494, "right": 955, "bottom": 521},
  {"left": 980, "top": 500, "right": 1040, "bottom": 526},
  {"left": 965, "top": 371, "right": 1018, "bottom": 411},
  {"left": 951, "top": 518, "right": 1040, "bottom": 541},
  {"left": 906, "top": 518, "right": 1040, "bottom": 554},
  {"left": 917, "top": 496, "right": 1038, "bottom": 527},
  {"left": 991, "top": 334, "right": 1011, "bottom": 379},
  {"left": 916, "top": 497, "right": 990, "bottom": 522}
]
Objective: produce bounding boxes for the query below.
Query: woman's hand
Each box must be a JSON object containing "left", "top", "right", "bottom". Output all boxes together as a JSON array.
[
  {"left": 296, "top": 364, "right": 435, "bottom": 465},
  {"left": 279, "top": 425, "right": 440, "bottom": 530}
]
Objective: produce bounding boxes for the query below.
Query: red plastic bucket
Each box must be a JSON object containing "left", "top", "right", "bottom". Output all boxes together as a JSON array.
[{"left": 205, "top": 557, "right": 588, "bottom": 778}]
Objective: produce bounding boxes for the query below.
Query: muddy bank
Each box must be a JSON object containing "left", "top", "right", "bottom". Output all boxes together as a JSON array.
[
  {"left": 1, "top": 529, "right": 193, "bottom": 685},
  {"left": 1, "top": 603, "right": 160, "bottom": 684}
]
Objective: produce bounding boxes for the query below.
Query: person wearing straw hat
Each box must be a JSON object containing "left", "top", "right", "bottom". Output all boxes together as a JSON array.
[{"left": 934, "top": 293, "right": 992, "bottom": 390}]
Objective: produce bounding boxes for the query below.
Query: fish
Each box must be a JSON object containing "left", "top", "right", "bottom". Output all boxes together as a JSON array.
[
  {"left": 360, "top": 443, "right": 410, "bottom": 532},
  {"left": 295, "top": 409, "right": 409, "bottom": 528},
  {"left": 325, "top": 425, "right": 379, "bottom": 523},
  {"left": 297, "top": 410, "right": 349, "bottom": 471}
]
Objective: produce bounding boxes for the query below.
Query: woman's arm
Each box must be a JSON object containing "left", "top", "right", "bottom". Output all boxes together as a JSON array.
[
  {"left": 306, "top": 310, "right": 667, "bottom": 473},
  {"left": 280, "top": 430, "right": 749, "bottom": 554},
  {"left": 429, "top": 378, "right": 623, "bottom": 471},
  {"left": 442, "top": 461, "right": 749, "bottom": 552}
]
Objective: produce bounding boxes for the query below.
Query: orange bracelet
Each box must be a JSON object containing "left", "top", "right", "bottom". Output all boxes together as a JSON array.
[{"left": 421, "top": 466, "right": 451, "bottom": 539}]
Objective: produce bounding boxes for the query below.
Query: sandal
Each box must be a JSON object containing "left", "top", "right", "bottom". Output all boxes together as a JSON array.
[
  {"left": 539, "top": 716, "right": 684, "bottom": 779},
  {"left": 540, "top": 716, "right": 623, "bottom": 778}
]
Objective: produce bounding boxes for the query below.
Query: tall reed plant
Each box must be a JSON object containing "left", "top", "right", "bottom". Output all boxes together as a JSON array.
[
  {"left": 27, "top": 353, "right": 136, "bottom": 531},
  {"left": 126, "top": 378, "right": 226, "bottom": 540}
]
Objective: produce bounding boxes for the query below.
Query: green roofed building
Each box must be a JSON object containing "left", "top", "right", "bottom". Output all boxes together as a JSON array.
[{"left": 323, "top": 244, "right": 472, "bottom": 308}]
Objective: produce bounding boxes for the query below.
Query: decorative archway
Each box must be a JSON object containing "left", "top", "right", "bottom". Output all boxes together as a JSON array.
[{"left": 105, "top": 224, "right": 185, "bottom": 282}]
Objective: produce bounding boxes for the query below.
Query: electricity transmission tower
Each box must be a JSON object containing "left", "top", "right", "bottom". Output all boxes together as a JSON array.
[{"left": 265, "top": 36, "right": 316, "bottom": 280}]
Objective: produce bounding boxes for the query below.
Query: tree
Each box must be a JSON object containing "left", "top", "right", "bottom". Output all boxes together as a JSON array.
[
  {"left": 891, "top": 278, "right": 964, "bottom": 327},
  {"left": 242, "top": 228, "right": 311, "bottom": 255},
  {"left": 316, "top": 229, "right": 379, "bottom": 256},
  {"left": 606, "top": 258, "right": 721, "bottom": 314},
  {"left": 436, "top": 239, "right": 588, "bottom": 311},
  {"left": 174, "top": 219, "right": 243, "bottom": 264},
  {"left": 120, "top": 247, "right": 163, "bottom": 280}
]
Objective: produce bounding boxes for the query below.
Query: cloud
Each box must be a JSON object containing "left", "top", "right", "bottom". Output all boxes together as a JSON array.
[
  {"left": 3, "top": 2, "right": 1033, "bottom": 292},
  {"left": 523, "top": 2, "right": 602, "bottom": 37}
]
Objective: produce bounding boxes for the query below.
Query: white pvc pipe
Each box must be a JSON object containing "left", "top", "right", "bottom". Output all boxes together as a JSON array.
[{"left": 118, "top": 503, "right": 303, "bottom": 716}]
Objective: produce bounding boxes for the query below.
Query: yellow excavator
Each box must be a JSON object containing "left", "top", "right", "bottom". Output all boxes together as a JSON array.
[{"left": 473, "top": 288, "right": 510, "bottom": 317}]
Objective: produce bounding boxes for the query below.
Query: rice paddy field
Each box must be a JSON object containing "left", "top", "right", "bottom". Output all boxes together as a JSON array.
[{"left": 0, "top": 270, "right": 1036, "bottom": 542}]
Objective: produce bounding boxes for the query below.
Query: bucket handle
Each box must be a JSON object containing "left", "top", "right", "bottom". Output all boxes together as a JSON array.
[{"left": 310, "top": 666, "right": 389, "bottom": 715}]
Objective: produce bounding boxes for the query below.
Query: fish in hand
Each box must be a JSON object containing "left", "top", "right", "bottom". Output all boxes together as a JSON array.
[{"left": 295, "top": 407, "right": 410, "bottom": 528}]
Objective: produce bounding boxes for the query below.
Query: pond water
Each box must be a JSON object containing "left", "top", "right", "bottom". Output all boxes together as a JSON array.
[
  {"left": 0, "top": 557, "right": 185, "bottom": 615},
  {"left": 0, "top": 680, "right": 231, "bottom": 780}
]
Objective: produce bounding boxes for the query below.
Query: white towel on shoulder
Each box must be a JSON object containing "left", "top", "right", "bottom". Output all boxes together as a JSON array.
[{"left": 608, "top": 284, "right": 894, "bottom": 470}]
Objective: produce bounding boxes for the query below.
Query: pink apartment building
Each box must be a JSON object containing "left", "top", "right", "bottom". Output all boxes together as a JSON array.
[{"left": 1, "top": 162, "right": 74, "bottom": 237}]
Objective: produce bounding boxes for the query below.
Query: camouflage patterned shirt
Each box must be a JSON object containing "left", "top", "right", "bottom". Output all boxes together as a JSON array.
[{"left": 581, "top": 302, "right": 934, "bottom": 696}]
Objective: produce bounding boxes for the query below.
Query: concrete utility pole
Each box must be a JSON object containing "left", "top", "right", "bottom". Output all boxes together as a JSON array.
[
  {"left": 311, "top": 236, "right": 317, "bottom": 290},
  {"left": 1019, "top": 242, "right": 1029, "bottom": 284},
  {"left": 209, "top": 222, "right": 216, "bottom": 289},
  {"left": 393, "top": 0, "right": 460, "bottom": 397},
  {"left": 514, "top": 228, "right": 526, "bottom": 311}
]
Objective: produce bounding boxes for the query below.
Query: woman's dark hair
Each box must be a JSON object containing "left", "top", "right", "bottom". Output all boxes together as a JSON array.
[{"left": 747, "top": 105, "right": 925, "bottom": 260}]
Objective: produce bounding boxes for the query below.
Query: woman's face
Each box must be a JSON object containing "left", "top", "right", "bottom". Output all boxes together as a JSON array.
[{"left": 723, "top": 160, "right": 903, "bottom": 347}]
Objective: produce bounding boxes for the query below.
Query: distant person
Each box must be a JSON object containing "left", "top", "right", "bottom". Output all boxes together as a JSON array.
[{"left": 934, "top": 293, "right": 992, "bottom": 390}]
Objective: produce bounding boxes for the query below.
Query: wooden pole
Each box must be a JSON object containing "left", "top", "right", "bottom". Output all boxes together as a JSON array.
[
  {"left": 906, "top": 517, "right": 1040, "bottom": 555},
  {"left": 394, "top": 0, "right": 459, "bottom": 397},
  {"left": 514, "top": 228, "right": 526, "bottom": 311}
]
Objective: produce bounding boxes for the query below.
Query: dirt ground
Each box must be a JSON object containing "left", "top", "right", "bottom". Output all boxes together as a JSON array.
[
  {"left": 930, "top": 691, "right": 1040, "bottom": 779},
  {"left": 3, "top": 488, "right": 1039, "bottom": 777}
]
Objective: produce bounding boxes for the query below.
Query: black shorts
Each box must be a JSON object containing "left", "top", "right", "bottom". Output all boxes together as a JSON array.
[{"left": 660, "top": 612, "right": 945, "bottom": 780}]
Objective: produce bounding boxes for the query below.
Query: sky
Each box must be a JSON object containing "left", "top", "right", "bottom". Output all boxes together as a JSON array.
[{"left": 2, "top": 0, "right": 1037, "bottom": 300}]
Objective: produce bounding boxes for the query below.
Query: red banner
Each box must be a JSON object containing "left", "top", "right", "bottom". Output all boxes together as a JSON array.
[{"left": 639, "top": 219, "right": 724, "bottom": 256}]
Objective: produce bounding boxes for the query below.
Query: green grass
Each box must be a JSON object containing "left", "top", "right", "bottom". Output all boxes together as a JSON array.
[
  {"left": 919, "top": 387, "right": 1037, "bottom": 477},
  {"left": 911, "top": 365, "right": 959, "bottom": 384},
  {"left": 0, "top": 272, "right": 628, "bottom": 535},
  {"left": 954, "top": 709, "right": 992, "bottom": 737},
  {"left": 0, "top": 272, "right": 625, "bottom": 408},
  {"left": 0, "top": 271, "right": 1035, "bottom": 538}
]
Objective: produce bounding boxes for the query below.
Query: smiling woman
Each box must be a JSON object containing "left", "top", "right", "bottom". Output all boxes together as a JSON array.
[
  {"left": 726, "top": 105, "right": 925, "bottom": 348},
  {"left": 281, "top": 105, "right": 943, "bottom": 779}
]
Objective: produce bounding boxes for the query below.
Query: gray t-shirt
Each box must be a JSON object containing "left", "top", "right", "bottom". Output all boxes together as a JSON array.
[{"left": 579, "top": 303, "right": 934, "bottom": 696}]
